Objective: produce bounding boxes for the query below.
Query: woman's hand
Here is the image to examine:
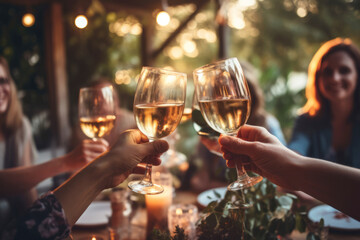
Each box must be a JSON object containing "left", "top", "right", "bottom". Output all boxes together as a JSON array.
[
  {"left": 219, "top": 125, "right": 302, "bottom": 190},
  {"left": 63, "top": 138, "right": 109, "bottom": 171},
  {"left": 98, "top": 129, "right": 169, "bottom": 188},
  {"left": 200, "top": 136, "right": 223, "bottom": 156}
]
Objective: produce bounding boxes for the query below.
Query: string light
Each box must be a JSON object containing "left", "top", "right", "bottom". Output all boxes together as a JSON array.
[
  {"left": 156, "top": 11, "right": 170, "bottom": 26},
  {"left": 22, "top": 13, "right": 35, "bottom": 27},
  {"left": 75, "top": 15, "right": 88, "bottom": 29}
]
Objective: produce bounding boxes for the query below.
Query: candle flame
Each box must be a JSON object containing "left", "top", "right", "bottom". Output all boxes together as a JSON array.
[{"left": 176, "top": 208, "right": 183, "bottom": 215}]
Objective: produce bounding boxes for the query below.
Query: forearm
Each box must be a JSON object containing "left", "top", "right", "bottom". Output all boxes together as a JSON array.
[
  {"left": 53, "top": 161, "right": 107, "bottom": 226},
  {"left": 294, "top": 157, "right": 360, "bottom": 220},
  {"left": 0, "top": 158, "right": 68, "bottom": 197}
]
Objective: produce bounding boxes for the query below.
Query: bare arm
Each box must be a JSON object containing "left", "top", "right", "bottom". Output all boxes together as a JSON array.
[
  {"left": 0, "top": 139, "right": 108, "bottom": 197},
  {"left": 219, "top": 125, "right": 360, "bottom": 221},
  {"left": 54, "top": 130, "right": 169, "bottom": 226},
  {"left": 0, "top": 158, "right": 68, "bottom": 196}
]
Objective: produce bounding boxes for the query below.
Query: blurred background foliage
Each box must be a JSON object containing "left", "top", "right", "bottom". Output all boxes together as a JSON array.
[{"left": 1, "top": 0, "right": 360, "bottom": 150}]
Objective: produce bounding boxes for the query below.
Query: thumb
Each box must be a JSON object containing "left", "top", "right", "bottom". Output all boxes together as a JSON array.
[
  {"left": 219, "top": 135, "right": 255, "bottom": 155},
  {"left": 137, "top": 140, "right": 169, "bottom": 157}
]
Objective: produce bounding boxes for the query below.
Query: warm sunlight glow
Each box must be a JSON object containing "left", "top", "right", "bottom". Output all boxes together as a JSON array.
[
  {"left": 130, "top": 23, "right": 142, "bottom": 35},
  {"left": 296, "top": 7, "right": 308, "bottom": 18},
  {"left": 115, "top": 70, "right": 132, "bottom": 85},
  {"left": 182, "top": 40, "right": 196, "bottom": 53},
  {"left": 176, "top": 208, "right": 183, "bottom": 215},
  {"left": 109, "top": 17, "right": 142, "bottom": 36},
  {"left": 156, "top": 11, "right": 170, "bottom": 26},
  {"left": 22, "top": 13, "right": 35, "bottom": 27},
  {"left": 75, "top": 15, "right": 88, "bottom": 29},
  {"left": 168, "top": 46, "right": 183, "bottom": 60}
]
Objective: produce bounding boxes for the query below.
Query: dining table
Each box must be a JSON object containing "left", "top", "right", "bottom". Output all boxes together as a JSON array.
[{"left": 69, "top": 190, "right": 360, "bottom": 240}]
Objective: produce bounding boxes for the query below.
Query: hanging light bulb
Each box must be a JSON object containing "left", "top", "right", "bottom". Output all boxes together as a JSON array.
[
  {"left": 156, "top": 11, "right": 170, "bottom": 26},
  {"left": 156, "top": 0, "right": 170, "bottom": 27},
  {"left": 22, "top": 13, "right": 35, "bottom": 27},
  {"left": 75, "top": 15, "right": 88, "bottom": 29}
]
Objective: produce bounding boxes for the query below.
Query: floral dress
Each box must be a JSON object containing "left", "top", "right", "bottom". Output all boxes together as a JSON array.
[{"left": 2, "top": 193, "right": 71, "bottom": 240}]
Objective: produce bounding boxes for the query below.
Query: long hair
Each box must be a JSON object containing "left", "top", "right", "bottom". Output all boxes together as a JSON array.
[
  {"left": 301, "top": 38, "right": 360, "bottom": 118},
  {"left": 0, "top": 57, "right": 23, "bottom": 136},
  {"left": 240, "top": 61, "right": 268, "bottom": 128}
]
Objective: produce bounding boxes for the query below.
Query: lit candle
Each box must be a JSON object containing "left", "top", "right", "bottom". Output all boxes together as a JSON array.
[
  {"left": 78, "top": 235, "right": 105, "bottom": 240},
  {"left": 145, "top": 172, "right": 173, "bottom": 237},
  {"left": 168, "top": 204, "right": 198, "bottom": 238}
]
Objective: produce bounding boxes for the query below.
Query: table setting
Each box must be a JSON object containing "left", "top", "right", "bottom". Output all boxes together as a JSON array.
[{"left": 70, "top": 58, "right": 360, "bottom": 240}]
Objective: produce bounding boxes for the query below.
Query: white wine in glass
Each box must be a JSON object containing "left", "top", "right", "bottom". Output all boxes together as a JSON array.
[
  {"left": 79, "top": 85, "right": 116, "bottom": 140},
  {"left": 129, "top": 67, "right": 187, "bottom": 195},
  {"left": 193, "top": 57, "right": 262, "bottom": 191}
]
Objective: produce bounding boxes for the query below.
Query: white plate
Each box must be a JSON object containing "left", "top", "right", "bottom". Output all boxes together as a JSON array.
[
  {"left": 197, "top": 187, "right": 227, "bottom": 207},
  {"left": 75, "top": 201, "right": 112, "bottom": 227},
  {"left": 308, "top": 205, "right": 360, "bottom": 231}
]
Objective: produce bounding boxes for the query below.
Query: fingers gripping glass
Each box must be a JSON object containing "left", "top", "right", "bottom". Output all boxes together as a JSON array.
[
  {"left": 128, "top": 67, "right": 187, "bottom": 195},
  {"left": 78, "top": 86, "right": 116, "bottom": 141},
  {"left": 193, "top": 58, "right": 262, "bottom": 191}
]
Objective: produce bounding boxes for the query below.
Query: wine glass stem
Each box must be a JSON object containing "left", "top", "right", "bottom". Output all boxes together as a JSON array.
[
  {"left": 141, "top": 139, "right": 154, "bottom": 184},
  {"left": 142, "top": 164, "right": 153, "bottom": 183},
  {"left": 228, "top": 133, "right": 250, "bottom": 180},
  {"left": 235, "top": 164, "right": 250, "bottom": 180}
]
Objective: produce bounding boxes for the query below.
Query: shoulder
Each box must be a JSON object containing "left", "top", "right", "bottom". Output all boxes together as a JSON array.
[
  {"left": 20, "top": 117, "right": 33, "bottom": 137},
  {"left": 293, "top": 113, "right": 327, "bottom": 132},
  {"left": 266, "top": 114, "right": 281, "bottom": 127}
]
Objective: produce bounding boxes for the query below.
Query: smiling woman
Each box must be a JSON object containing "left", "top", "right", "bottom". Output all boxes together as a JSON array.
[
  {"left": 0, "top": 57, "right": 38, "bottom": 226},
  {"left": 288, "top": 38, "right": 360, "bottom": 168}
]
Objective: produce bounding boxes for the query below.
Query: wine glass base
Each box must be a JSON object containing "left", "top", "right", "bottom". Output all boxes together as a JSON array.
[
  {"left": 128, "top": 180, "right": 164, "bottom": 195},
  {"left": 227, "top": 175, "right": 263, "bottom": 191}
]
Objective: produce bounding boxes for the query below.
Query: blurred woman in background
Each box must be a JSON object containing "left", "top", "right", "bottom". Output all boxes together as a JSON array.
[
  {"left": 0, "top": 57, "right": 108, "bottom": 230},
  {"left": 288, "top": 38, "right": 360, "bottom": 168}
]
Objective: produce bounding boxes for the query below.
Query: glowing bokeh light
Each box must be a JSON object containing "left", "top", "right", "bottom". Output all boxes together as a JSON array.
[
  {"left": 130, "top": 23, "right": 142, "bottom": 35},
  {"left": 75, "top": 15, "right": 88, "bottom": 29},
  {"left": 156, "top": 11, "right": 170, "bottom": 27},
  {"left": 182, "top": 40, "right": 196, "bottom": 54},
  {"left": 22, "top": 13, "right": 35, "bottom": 27},
  {"left": 168, "top": 46, "right": 183, "bottom": 60},
  {"left": 296, "top": 7, "right": 307, "bottom": 18}
]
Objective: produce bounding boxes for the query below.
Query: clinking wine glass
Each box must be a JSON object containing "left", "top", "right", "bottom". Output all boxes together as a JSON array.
[
  {"left": 128, "top": 67, "right": 187, "bottom": 195},
  {"left": 193, "top": 57, "right": 262, "bottom": 191},
  {"left": 78, "top": 85, "right": 116, "bottom": 140}
]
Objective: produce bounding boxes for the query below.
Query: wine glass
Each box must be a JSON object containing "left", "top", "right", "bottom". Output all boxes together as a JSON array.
[
  {"left": 192, "top": 92, "right": 220, "bottom": 139},
  {"left": 128, "top": 67, "right": 187, "bottom": 195},
  {"left": 193, "top": 57, "right": 262, "bottom": 191},
  {"left": 78, "top": 85, "right": 116, "bottom": 140}
]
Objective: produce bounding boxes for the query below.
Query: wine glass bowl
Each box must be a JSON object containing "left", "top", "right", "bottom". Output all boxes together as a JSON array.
[
  {"left": 79, "top": 86, "right": 116, "bottom": 140},
  {"left": 129, "top": 67, "right": 187, "bottom": 195},
  {"left": 193, "top": 58, "right": 262, "bottom": 191}
]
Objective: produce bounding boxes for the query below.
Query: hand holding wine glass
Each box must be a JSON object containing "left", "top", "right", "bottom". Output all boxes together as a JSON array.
[
  {"left": 129, "top": 67, "right": 187, "bottom": 195},
  {"left": 193, "top": 57, "right": 262, "bottom": 191},
  {"left": 78, "top": 85, "right": 116, "bottom": 141}
]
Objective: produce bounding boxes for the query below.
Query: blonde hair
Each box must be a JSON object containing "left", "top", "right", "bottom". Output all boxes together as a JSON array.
[{"left": 0, "top": 57, "right": 23, "bottom": 136}]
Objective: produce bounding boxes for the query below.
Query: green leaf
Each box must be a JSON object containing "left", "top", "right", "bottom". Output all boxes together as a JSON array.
[
  {"left": 213, "top": 190, "right": 221, "bottom": 198},
  {"left": 268, "top": 218, "right": 281, "bottom": 233},
  {"left": 205, "top": 213, "right": 218, "bottom": 229},
  {"left": 269, "top": 198, "right": 278, "bottom": 212},
  {"left": 295, "top": 213, "right": 307, "bottom": 232},
  {"left": 306, "top": 233, "right": 320, "bottom": 240}
]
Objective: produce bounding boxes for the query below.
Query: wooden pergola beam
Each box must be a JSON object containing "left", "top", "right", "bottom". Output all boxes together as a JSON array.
[
  {"left": 44, "top": 2, "right": 71, "bottom": 147},
  {"left": 151, "top": 0, "right": 208, "bottom": 60}
]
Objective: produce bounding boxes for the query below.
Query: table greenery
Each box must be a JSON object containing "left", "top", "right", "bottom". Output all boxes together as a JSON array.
[{"left": 152, "top": 176, "right": 325, "bottom": 240}]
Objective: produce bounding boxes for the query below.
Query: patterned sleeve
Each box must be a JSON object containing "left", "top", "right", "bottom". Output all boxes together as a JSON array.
[{"left": 14, "top": 192, "right": 70, "bottom": 240}]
